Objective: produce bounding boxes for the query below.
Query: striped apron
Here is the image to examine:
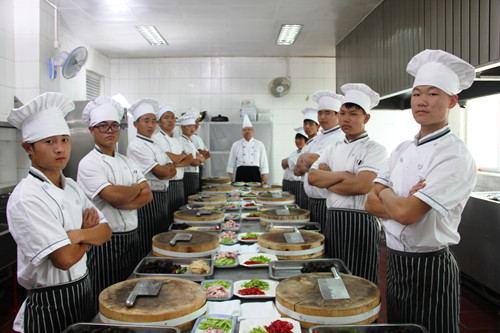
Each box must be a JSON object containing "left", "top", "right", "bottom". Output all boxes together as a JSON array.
[
  {"left": 167, "top": 179, "right": 185, "bottom": 225},
  {"left": 137, "top": 190, "right": 167, "bottom": 258},
  {"left": 297, "top": 182, "right": 309, "bottom": 210},
  {"left": 282, "top": 179, "right": 292, "bottom": 193},
  {"left": 325, "top": 208, "right": 381, "bottom": 284},
  {"left": 386, "top": 247, "right": 460, "bottom": 333},
  {"left": 184, "top": 172, "right": 200, "bottom": 201},
  {"left": 282, "top": 179, "right": 302, "bottom": 202},
  {"left": 86, "top": 229, "right": 139, "bottom": 313},
  {"left": 308, "top": 197, "right": 327, "bottom": 228},
  {"left": 24, "top": 272, "right": 94, "bottom": 333}
]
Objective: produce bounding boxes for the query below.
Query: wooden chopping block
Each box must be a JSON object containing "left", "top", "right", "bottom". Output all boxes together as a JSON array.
[
  {"left": 187, "top": 193, "right": 227, "bottom": 205},
  {"left": 256, "top": 192, "right": 295, "bottom": 205},
  {"left": 99, "top": 277, "right": 206, "bottom": 331},
  {"left": 275, "top": 273, "right": 380, "bottom": 328},
  {"left": 173, "top": 209, "right": 224, "bottom": 222},
  {"left": 260, "top": 208, "right": 310, "bottom": 226},
  {"left": 201, "top": 176, "right": 231, "bottom": 184},
  {"left": 152, "top": 230, "right": 220, "bottom": 257},
  {"left": 250, "top": 184, "right": 282, "bottom": 192},
  {"left": 201, "top": 184, "right": 236, "bottom": 192},
  {"left": 258, "top": 230, "right": 324, "bottom": 259}
]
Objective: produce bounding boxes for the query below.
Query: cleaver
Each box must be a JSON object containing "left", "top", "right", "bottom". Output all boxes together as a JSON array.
[
  {"left": 283, "top": 226, "right": 305, "bottom": 243},
  {"left": 125, "top": 279, "right": 163, "bottom": 307},
  {"left": 318, "top": 267, "right": 350, "bottom": 300},
  {"left": 170, "top": 232, "right": 193, "bottom": 246}
]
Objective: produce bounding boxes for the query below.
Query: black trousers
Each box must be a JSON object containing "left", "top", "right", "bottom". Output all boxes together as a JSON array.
[
  {"left": 387, "top": 247, "right": 460, "bottom": 333},
  {"left": 137, "top": 190, "right": 167, "bottom": 259},
  {"left": 184, "top": 172, "right": 200, "bottom": 201},
  {"left": 297, "top": 181, "right": 309, "bottom": 210},
  {"left": 167, "top": 179, "right": 185, "bottom": 226},
  {"left": 235, "top": 166, "right": 261, "bottom": 182}
]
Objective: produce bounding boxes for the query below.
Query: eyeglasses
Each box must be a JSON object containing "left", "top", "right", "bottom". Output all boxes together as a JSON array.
[{"left": 94, "top": 123, "right": 121, "bottom": 133}]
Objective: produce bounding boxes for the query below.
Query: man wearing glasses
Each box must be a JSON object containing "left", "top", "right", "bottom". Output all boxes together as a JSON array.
[{"left": 77, "top": 96, "right": 152, "bottom": 311}]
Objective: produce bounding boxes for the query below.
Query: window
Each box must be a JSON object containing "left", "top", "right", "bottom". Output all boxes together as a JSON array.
[{"left": 86, "top": 70, "right": 102, "bottom": 100}]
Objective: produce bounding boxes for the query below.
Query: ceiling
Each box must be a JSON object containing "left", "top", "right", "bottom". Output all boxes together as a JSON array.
[{"left": 51, "top": 0, "right": 382, "bottom": 58}]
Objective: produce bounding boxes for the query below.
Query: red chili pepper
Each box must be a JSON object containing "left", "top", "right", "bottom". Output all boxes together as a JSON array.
[
  {"left": 242, "top": 237, "right": 258, "bottom": 240},
  {"left": 238, "top": 287, "right": 265, "bottom": 295},
  {"left": 244, "top": 260, "right": 264, "bottom": 265},
  {"left": 264, "top": 320, "right": 294, "bottom": 333}
]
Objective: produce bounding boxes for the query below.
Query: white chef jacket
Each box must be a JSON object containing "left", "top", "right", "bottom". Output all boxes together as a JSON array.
[
  {"left": 313, "top": 133, "right": 388, "bottom": 210},
  {"left": 283, "top": 149, "right": 303, "bottom": 181},
  {"left": 303, "top": 126, "right": 345, "bottom": 198},
  {"left": 226, "top": 137, "right": 269, "bottom": 176},
  {"left": 375, "top": 126, "right": 477, "bottom": 252},
  {"left": 152, "top": 130, "right": 185, "bottom": 180},
  {"left": 127, "top": 134, "right": 173, "bottom": 191},
  {"left": 179, "top": 134, "right": 199, "bottom": 173},
  {"left": 77, "top": 146, "right": 146, "bottom": 232},
  {"left": 191, "top": 134, "right": 208, "bottom": 151}
]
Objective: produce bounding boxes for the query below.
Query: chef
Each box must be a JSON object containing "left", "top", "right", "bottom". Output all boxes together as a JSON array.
[
  {"left": 179, "top": 114, "right": 206, "bottom": 199},
  {"left": 185, "top": 108, "right": 210, "bottom": 183},
  {"left": 6, "top": 92, "right": 112, "bottom": 333},
  {"left": 127, "top": 98, "right": 176, "bottom": 258},
  {"left": 226, "top": 114, "right": 269, "bottom": 183},
  {"left": 153, "top": 104, "right": 194, "bottom": 222},
  {"left": 294, "top": 90, "right": 344, "bottom": 225},
  {"left": 365, "top": 49, "right": 476, "bottom": 332},
  {"left": 281, "top": 126, "right": 307, "bottom": 198},
  {"left": 308, "top": 83, "right": 387, "bottom": 284},
  {"left": 77, "top": 96, "right": 153, "bottom": 307}
]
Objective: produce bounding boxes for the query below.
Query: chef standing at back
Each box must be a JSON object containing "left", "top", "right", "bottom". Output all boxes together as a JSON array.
[
  {"left": 6, "top": 92, "right": 111, "bottom": 333},
  {"left": 227, "top": 114, "right": 269, "bottom": 183}
]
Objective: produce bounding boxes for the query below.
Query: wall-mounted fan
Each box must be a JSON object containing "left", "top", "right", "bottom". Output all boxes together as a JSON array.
[
  {"left": 268, "top": 76, "right": 291, "bottom": 97},
  {"left": 49, "top": 46, "right": 88, "bottom": 80}
]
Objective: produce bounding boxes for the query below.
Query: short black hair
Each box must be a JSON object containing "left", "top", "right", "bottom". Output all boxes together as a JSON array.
[
  {"left": 303, "top": 119, "right": 318, "bottom": 126},
  {"left": 295, "top": 133, "right": 307, "bottom": 141},
  {"left": 343, "top": 102, "right": 366, "bottom": 114}
]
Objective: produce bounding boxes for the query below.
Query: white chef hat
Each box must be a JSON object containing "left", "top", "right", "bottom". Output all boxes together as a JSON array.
[
  {"left": 294, "top": 126, "right": 307, "bottom": 139},
  {"left": 185, "top": 107, "right": 200, "bottom": 119},
  {"left": 128, "top": 98, "right": 158, "bottom": 121},
  {"left": 8, "top": 92, "right": 74, "bottom": 143},
  {"left": 301, "top": 107, "right": 318, "bottom": 124},
  {"left": 157, "top": 104, "right": 176, "bottom": 120},
  {"left": 407, "top": 49, "right": 475, "bottom": 95},
  {"left": 179, "top": 115, "right": 196, "bottom": 126},
  {"left": 312, "top": 90, "right": 342, "bottom": 112},
  {"left": 242, "top": 114, "right": 253, "bottom": 128},
  {"left": 341, "top": 83, "right": 380, "bottom": 112},
  {"left": 82, "top": 96, "right": 124, "bottom": 127}
]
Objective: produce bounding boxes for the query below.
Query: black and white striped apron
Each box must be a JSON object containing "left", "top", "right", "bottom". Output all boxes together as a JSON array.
[
  {"left": 198, "top": 164, "right": 204, "bottom": 187},
  {"left": 137, "top": 190, "right": 167, "bottom": 258},
  {"left": 386, "top": 247, "right": 460, "bottom": 333},
  {"left": 183, "top": 172, "right": 200, "bottom": 201},
  {"left": 24, "top": 272, "right": 94, "bottom": 333},
  {"left": 308, "top": 197, "right": 327, "bottom": 228},
  {"left": 297, "top": 182, "right": 309, "bottom": 210},
  {"left": 282, "top": 179, "right": 292, "bottom": 193},
  {"left": 86, "top": 229, "right": 139, "bottom": 313},
  {"left": 282, "top": 180, "right": 302, "bottom": 202},
  {"left": 167, "top": 179, "right": 185, "bottom": 225},
  {"left": 325, "top": 209, "right": 380, "bottom": 284}
]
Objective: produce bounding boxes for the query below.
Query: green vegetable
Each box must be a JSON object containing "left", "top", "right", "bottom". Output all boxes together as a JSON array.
[
  {"left": 220, "top": 238, "right": 235, "bottom": 244},
  {"left": 174, "top": 267, "right": 187, "bottom": 274},
  {"left": 198, "top": 316, "right": 233, "bottom": 332},
  {"left": 203, "top": 280, "right": 231, "bottom": 289},
  {"left": 248, "top": 255, "right": 271, "bottom": 264},
  {"left": 214, "top": 258, "right": 237, "bottom": 266},
  {"left": 241, "top": 279, "right": 270, "bottom": 290},
  {"left": 242, "top": 233, "right": 260, "bottom": 238},
  {"left": 249, "top": 326, "right": 267, "bottom": 333}
]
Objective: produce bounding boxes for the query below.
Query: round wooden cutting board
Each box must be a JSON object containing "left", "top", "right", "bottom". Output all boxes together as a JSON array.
[
  {"left": 152, "top": 230, "right": 219, "bottom": 257},
  {"left": 99, "top": 277, "right": 206, "bottom": 330},
  {"left": 187, "top": 193, "right": 227, "bottom": 205},
  {"left": 256, "top": 192, "right": 295, "bottom": 205},
  {"left": 260, "top": 208, "right": 310, "bottom": 226},
  {"left": 173, "top": 209, "right": 224, "bottom": 222},
  {"left": 258, "top": 230, "right": 324, "bottom": 259},
  {"left": 201, "top": 184, "right": 236, "bottom": 193},
  {"left": 250, "top": 184, "right": 282, "bottom": 192},
  {"left": 201, "top": 176, "right": 231, "bottom": 184},
  {"left": 275, "top": 273, "right": 380, "bottom": 328}
]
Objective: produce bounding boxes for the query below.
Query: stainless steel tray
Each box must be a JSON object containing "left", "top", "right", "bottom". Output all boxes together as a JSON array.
[
  {"left": 268, "top": 258, "right": 351, "bottom": 280},
  {"left": 169, "top": 221, "right": 222, "bottom": 232},
  {"left": 309, "top": 324, "right": 428, "bottom": 333},
  {"left": 266, "top": 222, "right": 321, "bottom": 232},
  {"left": 63, "top": 323, "right": 180, "bottom": 332},
  {"left": 133, "top": 257, "right": 214, "bottom": 282}
]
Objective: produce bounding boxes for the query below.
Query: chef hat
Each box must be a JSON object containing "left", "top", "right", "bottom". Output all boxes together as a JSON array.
[
  {"left": 294, "top": 126, "right": 307, "bottom": 139},
  {"left": 128, "top": 98, "right": 158, "bottom": 121},
  {"left": 185, "top": 107, "right": 200, "bottom": 119},
  {"left": 301, "top": 107, "right": 318, "bottom": 124},
  {"left": 312, "top": 90, "right": 342, "bottom": 112},
  {"left": 242, "top": 114, "right": 253, "bottom": 128},
  {"left": 407, "top": 49, "right": 475, "bottom": 95},
  {"left": 8, "top": 92, "right": 74, "bottom": 143},
  {"left": 341, "top": 83, "right": 380, "bottom": 112},
  {"left": 82, "top": 96, "right": 124, "bottom": 127},
  {"left": 179, "top": 115, "right": 196, "bottom": 126},
  {"left": 157, "top": 104, "right": 176, "bottom": 120}
]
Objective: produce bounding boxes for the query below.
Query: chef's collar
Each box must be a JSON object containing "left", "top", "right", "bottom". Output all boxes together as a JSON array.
[
  {"left": 136, "top": 133, "right": 154, "bottom": 143},
  {"left": 306, "top": 137, "right": 315, "bottom": 145},
  {"left": 243, "top": 137, "right": 255, "bottom": 144},
  {"left": 344, "top": 132, "right": 368, "bottom": 144},
  {"left": 321, "top": 125, "right": 341, "bottom": 135},
  {"left": 28, "top": 166, "right": 66, "bottom": 188},
  {"left": 414, "top": 125, "right": 451, "bottom": 146}
]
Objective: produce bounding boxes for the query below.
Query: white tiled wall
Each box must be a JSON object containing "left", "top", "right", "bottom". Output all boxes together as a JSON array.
[{"left": 0, "top": 0, "right": 15, "bottom": 121}]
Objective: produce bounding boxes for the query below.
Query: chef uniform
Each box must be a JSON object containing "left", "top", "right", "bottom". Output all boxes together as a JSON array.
[
  {"left": 303, "top": 91, "right": 344, "bottom": 226},
  {"left": 185, "top": 108, "right": 210, "bottom": 185},
  {"left": 127, "top": 98, "right": 173, "bottom": 258},
  {"left": 226, "top": 115, "right": 269, "bottom": 182},
  {"left": 152, "top": 104, "right": 186, "bottom": 223},
  {"left": 77, "top": 97, "right": 147, "bottom": 308},
  {"left": 282, "top": 126, "right": 307, "bottom": 199},
  {"left": 296, "top": 107, "right": 319, "bottom": 210},
  {"left": 373, "top": 50, "right": 476, "bottom": 332},
  {"left": 179, "top": 115, "right": 202, "bottom": 200},
  {"left": 314, "top": 84, "right": 387, "bottom": 284},
  {"left": 6, "top": 92, "right": 108, "bottom": 333}
]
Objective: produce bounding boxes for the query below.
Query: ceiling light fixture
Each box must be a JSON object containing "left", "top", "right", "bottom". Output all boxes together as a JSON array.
[
  {"left": 276, "top": 24, "right": 303, "bottom": 46},
  {"left": 136, "top": 25, "right": 168, "bottom": 46}
]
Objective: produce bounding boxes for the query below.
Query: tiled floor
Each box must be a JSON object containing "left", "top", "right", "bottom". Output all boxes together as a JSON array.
[{"left": 0, "top": 243, "right": 499, "bottom": 332}]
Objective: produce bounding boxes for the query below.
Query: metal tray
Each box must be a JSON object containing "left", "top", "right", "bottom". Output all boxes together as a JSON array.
[
  {"left": 309, "top": 324, "right": 428, "bottom": 333},
  {"left": 268, "top": 259, "right": 351, "bottom": 280},
  {"left": 169, "top": 222, "right": 222, "bottom": 232},
  {"left": 133, "top": 257, "right": 214, "bottom": 282},
  {"left": 266, "top": 222, "right": 321, "bottom": 233},
  {"left": 63, "top": 323, "right": 180, "bottom": 332}
]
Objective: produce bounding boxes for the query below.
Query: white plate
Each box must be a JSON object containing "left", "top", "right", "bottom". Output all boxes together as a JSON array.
[
  {"left": 239, "top": 318, "right": 301, "bottom": 333},
  {"left": 233, "top": 279, "right": 278, "bottom": 298},
  {"left": 246, "top": 182, "right": 261, "bottom": 186},
  {"left": 201, "top": 280, "right": 234, "bottom": 301},
  {"left": 242, "top": 202, "right": 260, "bottom": 210},
  {"left": 241, "top": 212, "right": 261, "bottom": 220},
  {"left": 221, "top": 221, "right": 241, "bottom": 232},
  {"left": 191, "top": 314, "right": 236, "bottom": 333},
  {"left": 238, "top": 253, "right": 278, "bottom": 267},
  {"left": 238, "top": 232, "right": 263, "bottom": 243},
  {"left": 224, "top": 213, "right": 240, "bottom": 220},
  {"left": 213, "top": 253, "right": 239, "bottom": 268},
  {"left": 242, "top": 191, "right": 258, "bottom": 197},
  {"left": 232, "top": 182, "right": 246, "bottom": 187},
  {"left": 224, "top": 203, "right": 241, "bottom": 211}
]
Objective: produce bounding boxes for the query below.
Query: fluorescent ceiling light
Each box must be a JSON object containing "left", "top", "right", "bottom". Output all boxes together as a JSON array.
[
  {"left": 136, "top": 26, "right": 168, "bottom": 46},
  {"left": 276, "top": 24, "right": 303, "bottom": 46}
]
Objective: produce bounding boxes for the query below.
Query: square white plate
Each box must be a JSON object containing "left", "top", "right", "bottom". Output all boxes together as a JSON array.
[
  {"left": 224, "top": 213, "right": 241, "bottom": 220},
  {"left": 213, "top": 253, "right": 239, "bottom": 268},
  {"left": 238, "top": 253, "right": 278, "bottom": 267},
  {"left": 241, "top": 212, "right": 261, "bottom": 220},
  {"left": 233, "top": 279, "right": 278, "bottom": 299},
  {"left": 239, "top": 317, "right": 301, "bottom": 333},
  {"left": 224, "top": 203, "right": 241, "bottom": 211},
  {"left": 201, "top": 280, "right": 234, "bottom": 301},
  {"left": 238, "top": 232, "right": 263, "bottom": 243},
  {"left": 191, "top": 314, "right": 236, "bottom": 333}
]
